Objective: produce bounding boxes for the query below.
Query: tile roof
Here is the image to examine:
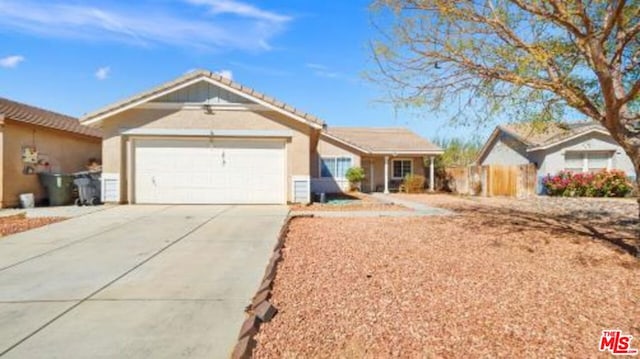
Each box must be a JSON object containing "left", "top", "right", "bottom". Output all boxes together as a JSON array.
[
  {"left": 325, "top": 127, "right": 443, "bottom": 154},
  {"left": 500, "top": 121, "right": 606, "bottom": 148},
  {"left": 0, "top": 97, "right": 101, "bottom": 138},
  {"left": 81, "top": 69, "right": 324, "bottom": 127}
]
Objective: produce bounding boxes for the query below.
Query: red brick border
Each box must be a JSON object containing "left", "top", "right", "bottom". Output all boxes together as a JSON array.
[{"left": 231, "top": 214, "right": 314, "bottom": 359}]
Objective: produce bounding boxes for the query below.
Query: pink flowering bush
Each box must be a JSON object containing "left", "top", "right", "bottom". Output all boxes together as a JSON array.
[{"left": 543, "top": 170, "right": 633, "bottom": 197}]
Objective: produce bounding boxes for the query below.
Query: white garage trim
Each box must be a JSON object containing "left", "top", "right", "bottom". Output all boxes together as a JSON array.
[
  {"left": 121, "top": 128, "right": 294, "bottom": 138},
  {"left": 137, "top": 103, "right": 265, "bottom": 111},
  {"left": 131, "top": 137, "right": 287, "bottom": 204}
]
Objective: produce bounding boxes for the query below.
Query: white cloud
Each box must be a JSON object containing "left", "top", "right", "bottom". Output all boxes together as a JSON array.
[
  {"left": 95, "top": 66, "right": 110, "bottom": 80},
  {"left": 0, "top": 55, "right": 25, "bottom": 68},
  {"left": 184, "top": 0, "right": 290, "bottom": 22},
  {"left": 0, "top": 1, "right": 291, "bottom": 51},
  {"left": 305, "top": 63, "right": 340, "bottom": 79},
  {"left": 306, "top": 63, "right": 327, "bottom": 70},
  {"left": 216, "top": 69, "right": 233, "bottom": 79}
]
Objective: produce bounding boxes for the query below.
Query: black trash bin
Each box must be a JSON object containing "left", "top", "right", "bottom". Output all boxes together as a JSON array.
[
  {"left": 73, "top": 171, "right": 102, "bottom": 206},
  {"left": 38, "top": 173, "right": 74, "bottom": 206}
]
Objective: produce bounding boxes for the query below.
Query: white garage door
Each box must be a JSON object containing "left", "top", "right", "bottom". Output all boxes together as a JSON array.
[{"left": 134, "top": 138, "right": 286, "bottom": 204}]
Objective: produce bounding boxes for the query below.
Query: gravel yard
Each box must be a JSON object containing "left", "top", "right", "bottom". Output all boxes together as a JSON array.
[
  {"left": 254, "top": 194, "right": 639, "bottom": 358},
  {"left": 396, "top": 194, "right": 639, "bottom": 256},
  {"left": 0, "top": 213, "right": 66, "bottom": 237}
]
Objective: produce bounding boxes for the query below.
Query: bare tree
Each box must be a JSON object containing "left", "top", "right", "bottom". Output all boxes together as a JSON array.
[{"left": 370, "top": 0, "right": 640, "bottom": 233}]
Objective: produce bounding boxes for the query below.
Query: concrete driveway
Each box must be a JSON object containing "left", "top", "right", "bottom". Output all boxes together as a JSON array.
[{"left": 0, "top": 205, "right": 288, "bottom": 358}]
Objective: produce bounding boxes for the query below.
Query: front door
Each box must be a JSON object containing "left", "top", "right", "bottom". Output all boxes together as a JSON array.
[{"left": 361, "top": 158, "right": 375, "bottom": 193}]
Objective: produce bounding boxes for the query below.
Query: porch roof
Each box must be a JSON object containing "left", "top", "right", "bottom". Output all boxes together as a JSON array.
[{"left": 323, "top": 127, "right": 443, "bottom": 155}]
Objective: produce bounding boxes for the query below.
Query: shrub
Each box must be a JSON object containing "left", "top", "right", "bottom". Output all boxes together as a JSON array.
[
  {"left": 345, "top": 167, "right": 365, "bottom": 191},
  {"left": 542, "top": 170, "right": 633, "bottom": 197},
  {"left": 404, "top": 174, "right": 426, "bottom": 193}
]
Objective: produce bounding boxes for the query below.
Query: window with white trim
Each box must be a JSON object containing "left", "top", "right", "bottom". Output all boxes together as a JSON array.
[
  {"left": 392, "top": 159, "right": 413, "bottom": 179},
  {"left": 320, "top": 157, "right": 352, "bottom": 178},
  {"left": 564, "top": 152, "right": 584, "bottom": 173},
  {"left": 564, "top": 152, "right": 612, "bottom": 173}
]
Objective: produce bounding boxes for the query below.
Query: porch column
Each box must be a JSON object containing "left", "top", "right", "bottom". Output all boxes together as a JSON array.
[
  {"left": 429, "top": 156, "right": 435, "bottom": 192},
  {"left": 384, "top": 156, "right": 390, "bottom": 194},
  {"left": 369, "top": 160, "right": 374, "bottom": 193}
]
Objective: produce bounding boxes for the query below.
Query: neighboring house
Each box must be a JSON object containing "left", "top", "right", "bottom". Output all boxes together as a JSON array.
[
  {"left": 477, "top": 122, "right": 635, "bottom": 193},
  {"left": 80, "top": 70, "right": 442, "bottom": 205},
  {"left": 0, "top": 97, "right": 102, "bottom": 208}
]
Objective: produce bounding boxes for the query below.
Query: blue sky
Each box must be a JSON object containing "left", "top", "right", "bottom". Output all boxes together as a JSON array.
[{"left": 0, "top": 0, "right": 491, "bottom": 140}]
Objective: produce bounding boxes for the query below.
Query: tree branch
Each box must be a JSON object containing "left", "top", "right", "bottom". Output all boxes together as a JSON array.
[
  {"left": 509, "top": 0, "right": 586, "bottom": 38},
  {"left": 621, "top": 80, "right": 640, "bottom": 105},
  {"left": 601, "top": 0, "right": 627, "bottom": 43}
]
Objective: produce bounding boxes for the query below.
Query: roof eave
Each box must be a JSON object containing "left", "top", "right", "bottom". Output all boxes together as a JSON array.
[
  {"left": 3, "top": 117, "right": 102, "bottom": 139},
  {"left": 80, "top": 71, "right": 323, "bottom": 130},
  {"left": 369, "top": 150, "right": 444, "bottom": 156},
  {"left": 525, "top": 128, "right": 611, "bottom": 152},
  {"left": 474, "top": 127, "right": 501, "bottom": 165},
  {"left": 321, "top": 132, "right": 371, "bottom": 153}
]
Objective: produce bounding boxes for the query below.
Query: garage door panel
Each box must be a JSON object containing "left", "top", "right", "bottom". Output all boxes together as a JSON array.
[{"left": 134, "top": 138, "right": 285, "bottom": 204}]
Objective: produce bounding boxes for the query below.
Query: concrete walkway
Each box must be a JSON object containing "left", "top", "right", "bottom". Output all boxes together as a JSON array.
[
  {"left": 293, "top": 193, "right": 451, "bottom": 218},
  {"left": 0, "top": 205, "right": 288, "bottom": 359}
]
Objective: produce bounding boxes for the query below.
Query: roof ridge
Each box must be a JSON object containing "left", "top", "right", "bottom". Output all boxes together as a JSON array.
[{"left": 81, "top": 70, "right": 324, "bottom": 127}]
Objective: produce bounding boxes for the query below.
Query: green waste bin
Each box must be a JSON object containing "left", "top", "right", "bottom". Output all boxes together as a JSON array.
[{"left": 38, "top": 173, "right": 74, "bottom": 206}]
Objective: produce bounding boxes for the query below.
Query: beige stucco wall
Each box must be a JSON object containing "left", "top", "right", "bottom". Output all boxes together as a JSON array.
[
  {"left": 313, "top": 136, "right": 362, "bottom": 177},
  {"left": 1, "top": 120, "right": 101, "bottom": 207},
  {"left": 100, "top": 108, "right": 315, "bottom": 203}
]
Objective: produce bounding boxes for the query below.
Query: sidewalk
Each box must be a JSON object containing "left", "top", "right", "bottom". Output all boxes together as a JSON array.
[{"left": 292, "top": 193, "right": 451, "bottom": 218}]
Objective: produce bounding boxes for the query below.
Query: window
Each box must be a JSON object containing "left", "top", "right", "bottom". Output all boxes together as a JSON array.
[
  {"left": 392, "top": 159, "right": 413, "bottom": 179},
  {"left": 320, "top": 157, "right": 352, "bottom": 178},
  {"left": 564, "top": 152, "right": 612, "bottom": 173},
  {"left": 587, "top": 152, "right": 610, "bottom": 172},
  {"left": 564, "top": 152, "right": 584, "bottom": 173}
]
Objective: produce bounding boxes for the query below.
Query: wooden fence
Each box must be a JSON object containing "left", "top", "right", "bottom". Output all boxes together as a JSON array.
[{"left": 443, "top": 164, "right": 538, "bottom": 198}]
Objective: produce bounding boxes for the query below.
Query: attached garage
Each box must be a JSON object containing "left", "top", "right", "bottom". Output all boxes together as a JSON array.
[
  {"left": 133, "top": 138, "right": 286, "bottom": 204},
  {"left": 80, "top": 70, "right": 323, "bottom": 205}
]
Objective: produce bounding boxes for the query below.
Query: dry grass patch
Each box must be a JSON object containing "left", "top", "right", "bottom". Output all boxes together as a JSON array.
[{"left": 254, "top": 204, "right": 639, "bottom": 358}]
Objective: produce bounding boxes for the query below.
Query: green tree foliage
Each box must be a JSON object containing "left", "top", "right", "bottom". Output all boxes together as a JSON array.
[
  {"left": 370, "top": 0, "right": 640, "bottom": 236},
  {"left": 432, "top": 137, "right": 483, "bottom": 167}
]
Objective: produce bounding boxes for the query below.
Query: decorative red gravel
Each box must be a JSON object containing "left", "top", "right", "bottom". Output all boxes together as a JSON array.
[
  {"left": 0, "top": 214, "right": 66, "bottom": 237},
  {"left": 254, "top": 196, "right": 639, "bottom": 358}
]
